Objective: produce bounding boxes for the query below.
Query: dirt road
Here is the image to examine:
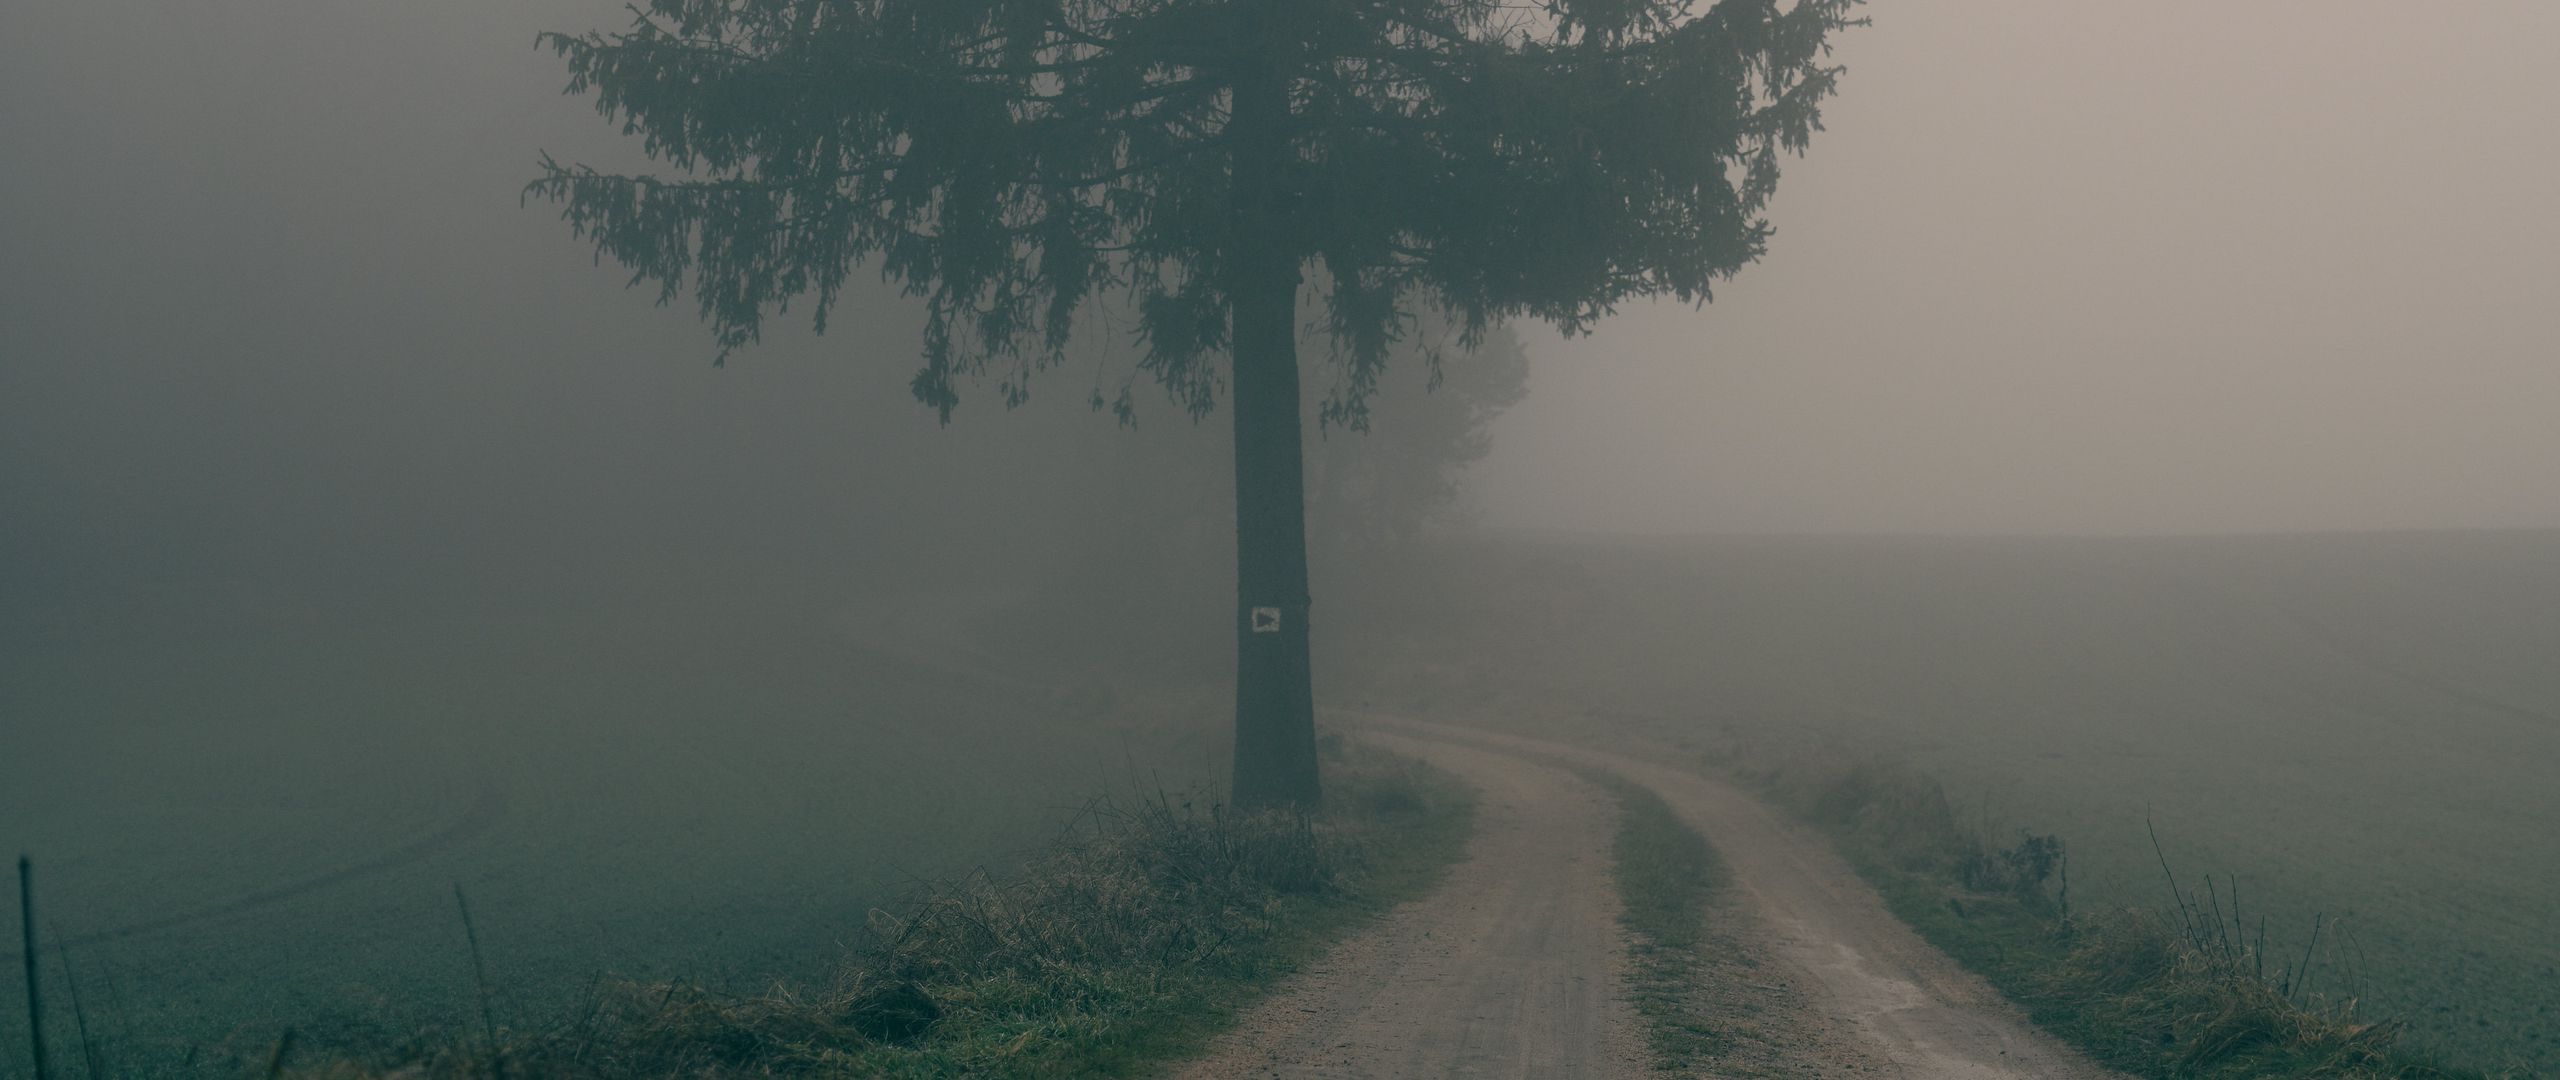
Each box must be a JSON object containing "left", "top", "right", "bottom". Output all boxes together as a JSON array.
[
  {"left": 1174, "top": 732, "right": 1649, "bottom": 1079},
  {"left": 1179, "top": 718, "right": 2130, "bottom": 1079}
]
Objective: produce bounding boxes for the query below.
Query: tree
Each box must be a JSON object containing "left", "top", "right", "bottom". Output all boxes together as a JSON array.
[
  {"left": 1007, "top": 315, "right": 1528, "bottom": 680},
  {"left": 530, "top": 0, "right": 1861, "bottom": 807},
  {"left": 1309, "top": 323, "right": 1528, "bottom": 557}
]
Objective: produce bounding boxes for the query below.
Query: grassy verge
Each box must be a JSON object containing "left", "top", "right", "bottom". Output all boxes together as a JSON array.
[
  {"left": 1732, "top": 751, "right": 2497, "bottom": 1080},
  {"left": 1589, "top": 772, "right": 1731, "bottom": 1073},
  {"left": 293, "top": 742, "right": 1471, "bottom": 1080}
]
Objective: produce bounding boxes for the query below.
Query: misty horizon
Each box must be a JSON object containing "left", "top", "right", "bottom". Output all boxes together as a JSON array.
[
  {"left": 9, "top": 1, "right": 2559, "bottom": 576},
  {"left": 4, "top": 2, "right": 2555, "bottom": 1075}
]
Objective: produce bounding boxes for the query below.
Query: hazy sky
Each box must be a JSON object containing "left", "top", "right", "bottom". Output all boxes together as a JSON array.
[
  {"left": 4, "top": 0, "right": 2555, "bottom": 582},
  {"left": 1478, "top": 1, "right": 2560, "bottom": 535}
]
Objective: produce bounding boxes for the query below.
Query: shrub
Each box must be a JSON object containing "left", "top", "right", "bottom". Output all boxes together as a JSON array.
[
  {"left": 1721, "top": 744, "right": 2491, "bottom": 1079},
  {"left": 291, "top": 744, "right": 1468, "bottom": 1080}
]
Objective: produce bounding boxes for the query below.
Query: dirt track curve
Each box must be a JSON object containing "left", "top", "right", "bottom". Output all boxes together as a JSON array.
[
  {"left": 1175, "top": 732, "right": 1648, "bottom": 1079},
  {"left": 1178, "top": 717, "right": 2131, "bottom": 1080}
]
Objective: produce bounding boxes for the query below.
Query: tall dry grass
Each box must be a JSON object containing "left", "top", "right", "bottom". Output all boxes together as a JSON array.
[
  {"left": 1728, "top": 743, "right": 2495, "bottom": 1080},
  {"left": 284, "top": 747, "right": 1466, "bottom": 1079}
]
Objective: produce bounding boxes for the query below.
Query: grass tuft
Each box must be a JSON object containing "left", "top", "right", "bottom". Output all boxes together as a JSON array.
[
  {"left": 1589, "top": 772, "right": 1731, "bottom": 1072},
  {"left": 1731, "top": 746, "right": 2502, "bottom": 1080},
  {"left": 289, "top": 741, "right": 1470, "bottom": 1079}
]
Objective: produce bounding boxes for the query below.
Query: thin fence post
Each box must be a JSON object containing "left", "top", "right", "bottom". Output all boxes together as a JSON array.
[
  {"left": 454, "top": 884, "right": 502, "bottom": 1078},
  {"left": 18, "top": 856, "right": 48, "bottom": 1080}
]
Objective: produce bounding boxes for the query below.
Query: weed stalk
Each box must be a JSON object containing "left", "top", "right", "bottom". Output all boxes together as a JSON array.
[
  {"left": 49, "top": 932, "right": 94, "bottom": 1080},
  {"left": 17, "top": 857, "right": 47, "bottom": 1080},
  {"left": 2294, "top": 911, "right": 2325, "bottom": 1007},
  {"left": 453, "top": 884, "right": 503, "bottom": 1078},
  {"left": 262, "top": 1029, "right": 295, "bottom": 1080}
]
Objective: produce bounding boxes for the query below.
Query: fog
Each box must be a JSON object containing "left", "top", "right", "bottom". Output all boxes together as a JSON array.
[
  {"left": 9, "top": 1, "right": 2556, "bottom": 598},
  {"left": 4, "top": 1, "right": 2557, "bottom": 1074},
  {"left": 1482, "top": 1, "right": 2560, "bottom": 536},
  {"left": 2, "top": 0, "right": 1057, "bottom": 615}
]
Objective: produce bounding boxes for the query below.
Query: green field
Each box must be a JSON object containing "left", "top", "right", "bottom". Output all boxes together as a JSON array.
[
  {"left": 0, "top": 575, "right": 1227, "bottom": 1076},
  {"left": 1332, "top": 529, "right": 2560, "bottom": 1076},
  {"left": 8, "top": 531, "right": 2555, "bottom": 1076}
]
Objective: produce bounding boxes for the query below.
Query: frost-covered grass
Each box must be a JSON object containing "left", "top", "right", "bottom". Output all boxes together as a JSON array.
[
  {"left": 283, "top": 744, "right": 1470, "bottom": 1079},
  {"left": 1335, "top": 529, "right": 2560, "bottom": 1075}
]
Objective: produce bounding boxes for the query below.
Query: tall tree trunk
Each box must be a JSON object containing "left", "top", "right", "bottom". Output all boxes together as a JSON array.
[{"left": 1226, "top": 38, "right": 1320, "bottom": 809}]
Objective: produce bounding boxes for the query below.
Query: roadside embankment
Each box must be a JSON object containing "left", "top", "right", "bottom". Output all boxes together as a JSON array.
[
  {"left": 1725, "top": 741, "right": 2504, "bottom": 1080},
  {"left": 286, "top": 742, "right": 1470, "bottom": 1079}
]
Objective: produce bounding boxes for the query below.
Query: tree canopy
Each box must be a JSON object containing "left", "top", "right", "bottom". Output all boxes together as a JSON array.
[
  {"left": 533, "top": 0, "right": 1862, "bottom": 807},
  {"left": 530, "top": 0, "right": 1860, "bottom": 425}
]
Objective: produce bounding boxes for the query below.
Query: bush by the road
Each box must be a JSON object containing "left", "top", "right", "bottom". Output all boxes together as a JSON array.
[
  {"left": 1737, "top": 748, "right": 2500, "bottom": 1080},
  {"left": 289, "top": 744, "right": 1470, "bottom": 1079}
]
